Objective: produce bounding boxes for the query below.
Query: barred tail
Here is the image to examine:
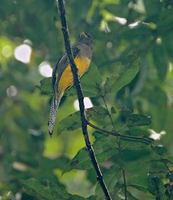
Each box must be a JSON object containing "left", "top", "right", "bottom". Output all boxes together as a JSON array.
[{"left": 48, "top": 94, "right": 62, "bottom": 136}]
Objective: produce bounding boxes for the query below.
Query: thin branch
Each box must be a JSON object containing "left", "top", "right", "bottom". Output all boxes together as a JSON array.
[
  {"left": 56, "top": 0, "right": 112, "bottom": 199},
  {"left": 153, "top": 177, "right": 161, "bottom": 200},
  {"left": 87, "top": 121, "right": 153, "bottom": 144},
  {"left": 122, "top": 169, "right": 128, "bottom": 200},
  {"left": 101, "top": 94, "right": 116, "bottom": 130}
]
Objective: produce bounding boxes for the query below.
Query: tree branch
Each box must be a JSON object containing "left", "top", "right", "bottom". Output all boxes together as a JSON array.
[{"left": 56, "top": 0, "right": 112, "bottom": 199}]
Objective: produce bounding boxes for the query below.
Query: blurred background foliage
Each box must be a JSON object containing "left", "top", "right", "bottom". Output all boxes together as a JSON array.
[{"left": 1, "top": 0, "right": 173, "bottom": 199}]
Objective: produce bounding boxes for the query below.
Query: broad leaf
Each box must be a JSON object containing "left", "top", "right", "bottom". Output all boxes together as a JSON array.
[
  {"left": 22, "top": 178, "right": 85, "bottom": 200},
  {"left": 58, "top": 111, "right": 81, "bottom": 133}
]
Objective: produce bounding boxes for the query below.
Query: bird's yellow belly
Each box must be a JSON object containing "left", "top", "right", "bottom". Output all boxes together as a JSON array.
[{"left": 58, "top": 56, "right": 91, "bottom": 93}]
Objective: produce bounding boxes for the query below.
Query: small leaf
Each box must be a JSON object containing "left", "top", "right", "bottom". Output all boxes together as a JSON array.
[
  {"left": 127, "top": 114, "right": 152, "bottom": 127},
  {"left": 111, "top": 106, "right": 116, "bottom": 114},
  {"left": 149, "top": 160, "right": 168, "bottom": 174},
  {"left": 39, "top": 78, "right": 52, "bottom": 95},
  {"left": 126, "top": 191, "right": 138, "bottom": 200},
  {"left": 86, "top": 106, "right": 108, "bottom": 124},
  {"left": 147, "top": 174, "right": 166, "bottom": 198},
  {"left": 152, "top": 43, "right": 169, "bottom": 81},
  {"left": 153, "top": 144, "right": 167, "bottom": 155},
  {"left": 128, "top": 184, "right": 148, "bottom": 192}
]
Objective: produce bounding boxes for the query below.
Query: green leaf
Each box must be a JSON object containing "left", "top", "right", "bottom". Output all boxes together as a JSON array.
[
  {"left": 128, "top": 184, "right": 148, "bottom": 192},
  {"left": 65, "top": 135, "right": 117, "bottom": 171},
  {"left": 22, "top": 178, "right": 85, "bottom": 200},
  {"left": 81, "top": 64, "right": 102, "bottom": 97},
  {"left": 127, "top": 114, "right": 152, "bottom": 127},
  {"left": 153, "top": 145, "right": 167, "bottom": 155},
  {"left": 147, "top": 86, "right": 167, "bottom": 106},
  {"left": 120, "top": 148, "right": 151, "bottom": 162},
  {"left": 147, "top": 175, "right": 165, "bottom": 196},
  {"left": 39, "top": 78, "right": 52, "bottom": 95},
  {"left": 144, "top": 0, "right": 162, "bottom": 16},
  {"left": 149, "top": 159, "right": 168, "bottom": 174},
  {"left": 66, "top": 147, "right": 115, "bottom": 171},
  {"left": 126, "top": 191, "right": 138, "bottom": 200},
  {"left": 86, "top": 106, "right": 110, "bottom": 125},
  {"left": 58, "top": 111, "right": 81, "bottom": 133},
  {"left": 104, "top": 60, "right": 139, "bottom": 96},
  {"left": 95, "top": 165, "right": 121, "bottom": 199},
  {"left": 152, "top": 44, "right": 169, "bottom": 81}
]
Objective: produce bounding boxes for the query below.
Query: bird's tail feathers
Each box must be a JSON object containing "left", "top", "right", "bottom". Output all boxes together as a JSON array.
[{"left": 48, "top": 93, "right": 62, "bottom": 136}]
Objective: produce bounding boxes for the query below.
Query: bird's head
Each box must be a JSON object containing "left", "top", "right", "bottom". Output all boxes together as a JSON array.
[{"left": 78, "top": 32, "right": 93, "bottom": 46}]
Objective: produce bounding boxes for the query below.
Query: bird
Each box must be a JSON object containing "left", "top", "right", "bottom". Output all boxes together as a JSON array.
[{"left": 48, "top": 32, "right": 93, "bottom": 135}]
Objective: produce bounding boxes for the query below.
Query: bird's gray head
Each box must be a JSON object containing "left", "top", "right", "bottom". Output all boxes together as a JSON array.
[{"left": 78, "top": 32, "right": 93, "bottom": 46}]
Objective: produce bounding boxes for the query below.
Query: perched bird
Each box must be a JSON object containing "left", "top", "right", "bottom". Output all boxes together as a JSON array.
[{"left": 48, "top": 32, "right": 93, "bottom": 135}]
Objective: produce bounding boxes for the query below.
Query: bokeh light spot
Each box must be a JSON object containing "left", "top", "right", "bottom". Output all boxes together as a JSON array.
[
  {"left": 38, "top": 61, "right": 53, "bottom": 77},
  {"left": 74, "top": 97, "right": 93, "bottom": 111},
  {"left": 2, "top": 45, "right": 12, "bottom": 58},
  {"left": 14, "top": 44, "right": 32, "bottom": 64},
  {"left": 149, "top": 129, "right": 166, "bottom": 140},
  {"left": 6, "top": 85, "right": 18, "bottom": 97}
]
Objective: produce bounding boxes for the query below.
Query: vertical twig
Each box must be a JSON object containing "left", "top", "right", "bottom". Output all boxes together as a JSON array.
[
  {"left": 101, "top": 92, "right": 128, "bottom": 199},
  {"left": 122, "top": 169, "right": 128, "bottom": 200},
  {"left": 101, "top": 94, "right": 116, "bottom": 130},
  {"left": 151, "top": 176, "right": 161, "bottom": 200},
  {"left": 56, "top": 0, "right": 112, "bottom": 199}
]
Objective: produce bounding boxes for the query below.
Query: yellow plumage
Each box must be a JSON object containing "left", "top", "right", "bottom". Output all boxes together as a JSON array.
[{"left": 58, "top": 56, "right": 91, "bottom": 94}]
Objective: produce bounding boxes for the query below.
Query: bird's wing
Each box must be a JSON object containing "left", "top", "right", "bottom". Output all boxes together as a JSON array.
[{"left": 51, "top": 47, "right": 80, "bottom": 98}]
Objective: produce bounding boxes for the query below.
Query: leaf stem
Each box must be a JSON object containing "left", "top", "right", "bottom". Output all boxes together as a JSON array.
[{"left": 87, "top": 121, "right": 153, "bottom": 144}]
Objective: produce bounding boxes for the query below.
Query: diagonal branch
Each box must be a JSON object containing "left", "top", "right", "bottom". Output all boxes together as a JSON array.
[{"left": 56, "top": 0, "right": 112, "bottom": 199}]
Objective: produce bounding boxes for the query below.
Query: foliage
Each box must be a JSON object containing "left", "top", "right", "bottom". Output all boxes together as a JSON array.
[{"left": 1, "top": 0, "right": 173, "bottom": 199}]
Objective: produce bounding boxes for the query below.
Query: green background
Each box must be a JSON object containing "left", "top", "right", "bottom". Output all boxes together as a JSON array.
[{"left": 1, "top": 0, "right": 173, "bottom": 199}]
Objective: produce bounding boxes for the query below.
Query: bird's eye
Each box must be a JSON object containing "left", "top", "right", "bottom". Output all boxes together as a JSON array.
[
  {"left": 84, "top": 32, "right": 91, "bottom": 38},
  {"left": 80, "top": 32, "right": 91, "bottom": 39}
]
